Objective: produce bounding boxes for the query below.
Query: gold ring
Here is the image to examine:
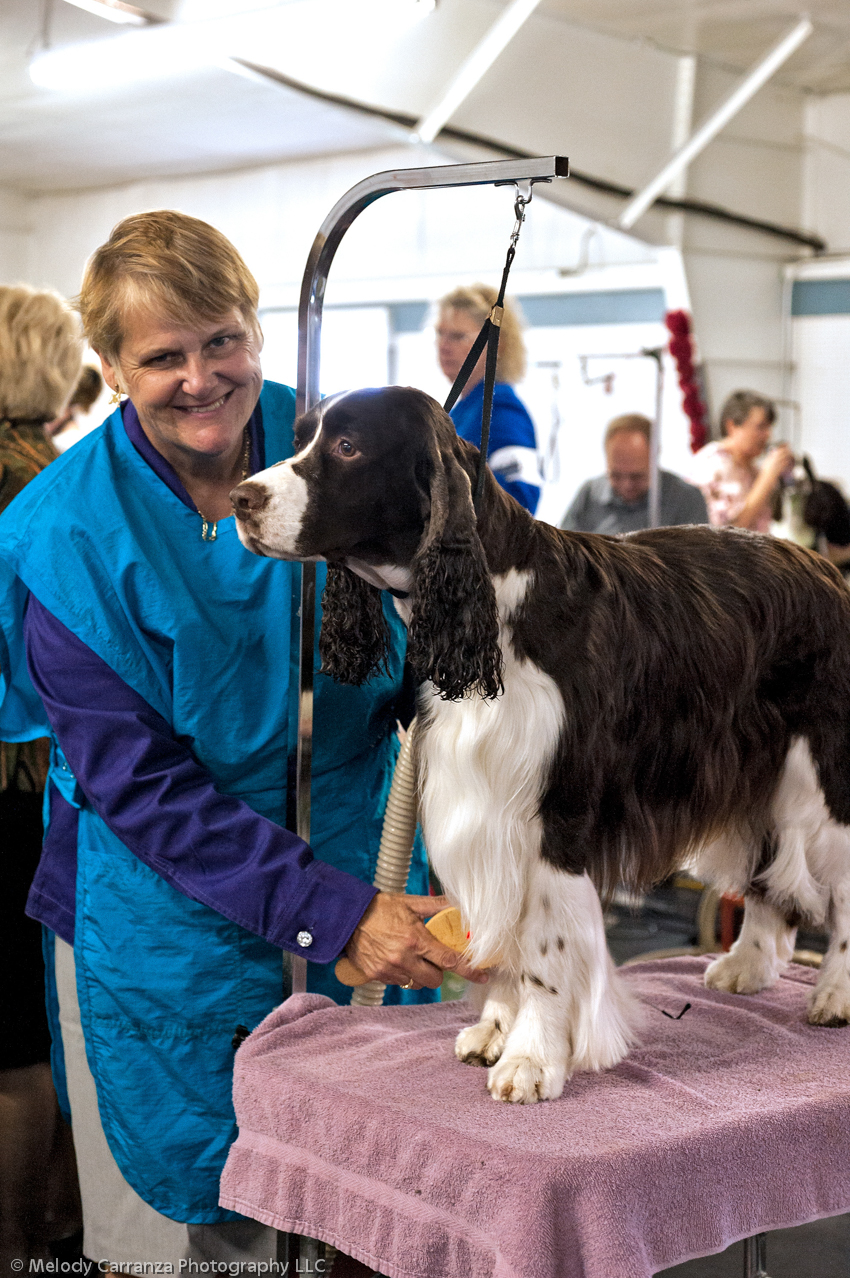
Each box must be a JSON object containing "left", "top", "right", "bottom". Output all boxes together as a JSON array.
[{"left": 402, "top": 980, "right": 415, "bottom": 990}]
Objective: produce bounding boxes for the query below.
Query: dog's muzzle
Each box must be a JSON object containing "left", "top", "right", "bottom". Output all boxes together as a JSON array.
[{"left": 230, "top": 480, "right": 270, "bottom": 522}]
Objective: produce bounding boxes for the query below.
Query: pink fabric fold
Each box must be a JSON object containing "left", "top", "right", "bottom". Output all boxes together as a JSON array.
[{"left": 220, "top": 956, "right": 850, "bottom": 1278}]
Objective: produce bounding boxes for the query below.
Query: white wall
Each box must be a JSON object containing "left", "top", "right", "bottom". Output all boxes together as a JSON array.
[
  {"left": 789, "top": 255, "right": 850, "bottom": 488},
  {"left": 0, "top": 188, "right": 32, "bottom": 283},
  {"left": 803, "top": 94, "right": 850, "bottom": 255}
]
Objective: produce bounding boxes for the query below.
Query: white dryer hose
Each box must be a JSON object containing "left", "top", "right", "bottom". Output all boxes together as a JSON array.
[{"left": 351, "top": 718, "right": 420, "bottom": 1007}]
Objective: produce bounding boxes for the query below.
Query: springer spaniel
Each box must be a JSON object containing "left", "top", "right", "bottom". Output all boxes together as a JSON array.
[{"left": 232, "top": 386, "right": 850, "bottom": 1104}]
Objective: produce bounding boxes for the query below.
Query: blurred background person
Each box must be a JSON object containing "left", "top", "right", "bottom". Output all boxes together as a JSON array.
[
  {"left": 689, "top": 390, "right": 792, "bottom": 531},
  {"left": 47, "top": 364, "right": 104, "bottom": 454},
  {"left": 0, "top": 284, "right": 83, "bottom": 1269},
  {"left": 561, "top": 412, "right": 708, "bottom": 534},
  {"left": 436, "top": 283, "right": 540, "bottom": 514}
]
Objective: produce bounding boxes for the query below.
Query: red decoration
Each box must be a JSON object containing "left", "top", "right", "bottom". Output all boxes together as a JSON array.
[{"left": 665, "top": 310, "right": 709, "bottom": 453}]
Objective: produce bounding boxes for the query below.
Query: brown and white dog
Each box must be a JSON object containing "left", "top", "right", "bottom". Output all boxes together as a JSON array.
[{"left": 232, "top": 386, "right": 850, "bottom": 1103}]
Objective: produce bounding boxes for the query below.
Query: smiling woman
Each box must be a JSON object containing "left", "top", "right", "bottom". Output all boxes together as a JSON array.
[{"left": 0, "top": 209, "right": 482, "bottom": 1267}]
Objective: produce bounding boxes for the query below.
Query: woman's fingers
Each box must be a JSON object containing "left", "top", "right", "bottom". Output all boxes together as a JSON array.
[
  {"left": 404, "top": 893, "right": 452, "bottom": 918},
  {"left": 345, "top": 893, "right": 488, "bottom": 988}
]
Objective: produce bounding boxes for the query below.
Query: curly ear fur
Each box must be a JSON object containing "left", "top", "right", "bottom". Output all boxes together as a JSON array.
[
  {"left": 407, "top": 444, "right": 503, "bottom": 701},
  {"left": 319, "top": 563, "right": 390, "bottom": 685}
]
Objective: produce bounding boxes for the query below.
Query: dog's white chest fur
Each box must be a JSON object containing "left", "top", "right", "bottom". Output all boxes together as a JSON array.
[{"left": 417, "top": 569, "right": 563, "bottom": 967}]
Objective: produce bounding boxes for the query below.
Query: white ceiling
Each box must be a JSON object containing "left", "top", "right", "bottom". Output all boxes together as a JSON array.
[
  {"left": 1, "top": 0, "right": 849, "bottom": 196},
  {"left": 540, "top": 0, "right": 850, "bottom": 95}
]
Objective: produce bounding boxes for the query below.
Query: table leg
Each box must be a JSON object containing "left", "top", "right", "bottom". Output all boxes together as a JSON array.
[
  {"left": 298, "top": 1235, "right": 325, "bottom": 1271},
  {"left": 743, "top": 1233, "right": 770, "bottom": 1277}
]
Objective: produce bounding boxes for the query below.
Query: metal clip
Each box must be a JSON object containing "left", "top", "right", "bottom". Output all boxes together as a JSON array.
[
  {"left": 509, "top": 180, "right": 534, "bottom": 247},
  {"left": 489, "top": 305, "right": 504, "bottom": 327}
]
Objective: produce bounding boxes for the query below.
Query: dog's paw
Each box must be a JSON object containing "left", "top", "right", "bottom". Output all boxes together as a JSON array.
[
  {"left": 455, "top": 1019, "right": 506, "bottom": 1067},
  {"left": 808, "top": 982, "right": 850, "bottom": 1027},
  {"left": 486, "top": 1054, "right": 567, "bottom": 1103},
  {"left": 704, "top": 947, "right": 779, "bottom": 995}
]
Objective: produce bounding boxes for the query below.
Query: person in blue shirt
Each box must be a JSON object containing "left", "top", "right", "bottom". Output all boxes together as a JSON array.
[
  {"left": 0, "top": 210, "right": 484, "bottom": 1267},
  {"left": 437, "top": 284, "right": 540, "bottom": 514}
]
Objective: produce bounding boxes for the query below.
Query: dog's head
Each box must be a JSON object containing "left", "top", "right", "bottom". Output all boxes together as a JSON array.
[{"left": 232, "top": 386, "right": 502, "bottom": 700}]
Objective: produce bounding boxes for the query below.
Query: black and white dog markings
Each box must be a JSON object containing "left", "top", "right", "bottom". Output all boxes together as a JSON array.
[{"left": 232, "top": 386, "right": 850, "bottom": 1103}]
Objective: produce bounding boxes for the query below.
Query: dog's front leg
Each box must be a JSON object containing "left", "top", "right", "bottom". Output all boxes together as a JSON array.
[
  {"left": 487, "top": 863, "right": 643, "bottom": 1103},
  {"left": 455, "top": 972, "right": 519, "bottom": 1067}
]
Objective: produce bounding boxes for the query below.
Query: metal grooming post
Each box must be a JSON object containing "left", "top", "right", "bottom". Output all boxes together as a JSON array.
[
  {"left": 291, "top": 154, "right": 569, "bottom": 997},
  {"left": 577, "top": 347, "right": 664, "bottom": 527},
  {"left": 744, "top": 1233, "right": 770, "bottom": 1278}
]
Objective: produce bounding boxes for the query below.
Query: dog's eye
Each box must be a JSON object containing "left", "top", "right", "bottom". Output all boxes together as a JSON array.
[{"left": 335, "top": 438, "right": 358, "bottom": 458}]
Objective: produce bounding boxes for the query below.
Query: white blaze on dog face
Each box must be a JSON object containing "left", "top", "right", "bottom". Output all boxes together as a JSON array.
[{"left": 231, "top": 405, "right": 324, "bottom": 560}]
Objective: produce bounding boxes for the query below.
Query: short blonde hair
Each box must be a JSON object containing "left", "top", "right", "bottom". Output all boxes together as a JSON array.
[
  {"left": 79, "top": 209, "right": 260, "bottom": 361},
  {"left": 604, "top": 414, "right": 652, "bottom": 447},
  {"left": 0, "top": 285, "right": 82, "bottom": 422},
  {"left": 438, "top": 283, "right": 527, "bottom": 384}
]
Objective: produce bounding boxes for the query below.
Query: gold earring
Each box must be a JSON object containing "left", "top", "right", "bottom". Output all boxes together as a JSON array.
[{"left": 110, "top": 390, "right": 123, "bottom": 405}]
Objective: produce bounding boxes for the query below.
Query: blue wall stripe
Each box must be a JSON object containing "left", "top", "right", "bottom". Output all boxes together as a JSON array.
[
  {"left": 518, "top": 289, "right": 666, "bottom": 327},
  {"left": 792, "top": 279, "right": 850, "bottom": 317}
]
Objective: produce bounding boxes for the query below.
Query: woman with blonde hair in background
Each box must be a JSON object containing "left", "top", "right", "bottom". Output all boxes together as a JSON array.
[
  {"left": 0, "top": 284, "right": 83, "bottom": 1268},
  {"left": 436, "top": 283, "right": 541, "bottom": 513}
]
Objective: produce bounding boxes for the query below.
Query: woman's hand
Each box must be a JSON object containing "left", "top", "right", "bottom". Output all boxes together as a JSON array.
[
  {"left": 761, "top": 443, "right": 794, "bottom": 484},
  {"left": 344, "top": 892, "right": 488, "bottom": 990},
  {"left": 733, "top": 443, "right": 794, "bottom": 529}
]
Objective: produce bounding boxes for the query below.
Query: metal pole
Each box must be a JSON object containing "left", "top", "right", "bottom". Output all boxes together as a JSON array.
[
  {"left": 743, "top": 1232, "right": 770, "bottom": 1278},
  {"left": 646, "top": 346, "right": 664, "bottom": 529},
  {"left": 291, "top": 155, "right": 569, "bottom": 997}
]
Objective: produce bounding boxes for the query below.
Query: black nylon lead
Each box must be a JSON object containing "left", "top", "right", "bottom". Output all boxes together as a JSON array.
[{"left": 442, "top": 204, "right": 525, "bottom": 513}]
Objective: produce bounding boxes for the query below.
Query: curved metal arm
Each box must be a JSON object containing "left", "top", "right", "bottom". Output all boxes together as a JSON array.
[
  {"left": 296, "top": 155, "right": 568, "bottom": 416},
  {"left": 291, "top": 155, "right": 568, "bottom": 995}
]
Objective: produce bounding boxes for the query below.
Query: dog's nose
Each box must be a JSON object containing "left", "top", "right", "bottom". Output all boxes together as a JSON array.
[{"left": 230, "top": 481, "right": 269, "bottom": 518}]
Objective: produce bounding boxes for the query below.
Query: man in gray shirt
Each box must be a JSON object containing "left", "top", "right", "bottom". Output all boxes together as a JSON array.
[{"left": 561, "top": 413, "right": 708, "bottom": 534}]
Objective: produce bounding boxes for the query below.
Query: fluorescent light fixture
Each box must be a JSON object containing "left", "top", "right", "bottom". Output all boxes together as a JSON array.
[
  {"left": 62, "top": 0, "right": 154, "bottom": 25},
  {"left": 31, "top": 25, "right": 220, "bottom": 90},
  {"left": 32, "top": 0, "right": 434, "bottom": 92}
]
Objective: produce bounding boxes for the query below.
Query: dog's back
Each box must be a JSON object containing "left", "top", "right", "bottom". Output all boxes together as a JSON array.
[{"left": 508, "top": 522, "right": 850, "bottom": 897}]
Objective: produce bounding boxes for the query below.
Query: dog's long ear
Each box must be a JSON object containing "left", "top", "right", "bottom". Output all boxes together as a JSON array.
[
  {"left": 319, "top": 564, "right": 390, "bottom": 686},
  {"left": 407, "top": 432, "right": 503, "bottom": 702}
]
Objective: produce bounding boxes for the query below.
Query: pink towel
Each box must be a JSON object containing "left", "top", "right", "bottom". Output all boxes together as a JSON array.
[{"left": 220, "top": 956, "right": 850, "bottom": 1278}]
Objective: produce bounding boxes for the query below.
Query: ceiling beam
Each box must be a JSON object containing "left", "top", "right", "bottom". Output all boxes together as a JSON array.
[
  {"left": 618, "top": 15, "right": 813, "bottom": 231},
  {"left": 413, "top": 0, "right": 543, "bottom": 145}
]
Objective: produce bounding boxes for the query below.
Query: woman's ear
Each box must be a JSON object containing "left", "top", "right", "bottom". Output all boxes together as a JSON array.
[
  {"left": 319, "top": 564, "right": 390, "bottom": 686},
  {"left": 406, "top": 442, "right": 503, "bottom": 702},
  {"left": 96, "top": 349, "right": 121, "bottom": 395}
]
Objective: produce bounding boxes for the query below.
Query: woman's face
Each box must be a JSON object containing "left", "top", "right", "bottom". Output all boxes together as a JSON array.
[
  {"left": 100, "top": 304, "right": 263, "bottom": 466},
  {"left": 724, "top": 406, "right": 773, "bottom": 463},
  {"left": 436, "top": 306, "right": 484, "bottom": 386}
]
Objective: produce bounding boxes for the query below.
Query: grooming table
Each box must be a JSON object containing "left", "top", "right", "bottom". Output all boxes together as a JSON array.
[{"left": 219, "top": 956, "right": 850, "bottom": 1278}]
